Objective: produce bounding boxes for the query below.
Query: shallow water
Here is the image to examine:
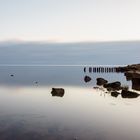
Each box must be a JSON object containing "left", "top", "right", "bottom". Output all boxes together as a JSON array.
[{"left": 0, "top": 66, "right": 140, "bottom": 140}]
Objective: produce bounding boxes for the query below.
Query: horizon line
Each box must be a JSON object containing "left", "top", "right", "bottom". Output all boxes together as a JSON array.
[
  {"left": 0, "top": 39, "right": 140, "bottom": 44},
  {"left": 0, "top": 64, "right": 126, "bottom": 67}
]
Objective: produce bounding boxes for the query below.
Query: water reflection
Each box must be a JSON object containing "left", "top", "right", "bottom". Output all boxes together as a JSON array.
[{"left": 0, "top": 66, "right": 140, "bottom": 140}]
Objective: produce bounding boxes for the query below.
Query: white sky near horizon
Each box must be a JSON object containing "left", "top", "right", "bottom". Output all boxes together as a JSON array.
[{"left": 0, "top": 0, "right": 140, "bottom": 42}]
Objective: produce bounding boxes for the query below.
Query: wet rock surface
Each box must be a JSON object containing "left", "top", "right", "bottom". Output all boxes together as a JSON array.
[
  {"left": 84, "top": 76, "right": 92, "bottom": 83},
  {"left": 111, "top": 92, "right": 120, "bottom": 97},
  {"left": 104, "top": 81, "right": 121, "bottom": 91},
  {"left": 121, "top": 90, "right": 140, "bottom": 98},
  {"left": 51, "top": 88, "right": 65, "bottom": 97},
  {"left": 96, "top": 78, "right": 108, "bottom": 86},
  {"left": 116, "top": 64, "right": 140, "bottom": 72}
]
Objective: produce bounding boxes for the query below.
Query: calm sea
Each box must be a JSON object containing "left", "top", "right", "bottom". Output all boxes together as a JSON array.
[
  {"left": 0, "top": 41, "right": 140, "bottom": 65},
  {"left": 0, "top": 42, "right": 140, "bottom": 140}
]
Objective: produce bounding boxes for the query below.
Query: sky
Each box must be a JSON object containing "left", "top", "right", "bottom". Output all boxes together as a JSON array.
[{"left": 0, "top": 0, "right": 140, "bottom": 42}]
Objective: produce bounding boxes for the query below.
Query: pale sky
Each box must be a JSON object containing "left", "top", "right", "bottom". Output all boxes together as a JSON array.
[{"left": 0, "top": 0, "right": 140, "bottom": 42}]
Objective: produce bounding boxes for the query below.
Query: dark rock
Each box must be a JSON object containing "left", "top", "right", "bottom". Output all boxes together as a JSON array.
[
  {"left": 104, "top": 81, "right": 121, "bottom": 91},
  {"left": 115, "top": 64, "right": 140, "bottom": 73},
  {"left": 121, "top": 90, "right": 140, "bottom": 98},
  {"left": 131, "top": 78, "right": 140, "bottom": 91},
  {"left": 51, "top": 88, "right": 65, "bottom": 97},
  {"left": 121, "top": 85, "right": 129, "bottom": 91},
  {"left": 125, "top": 71, "right": 140, "bottom": 79},
  {"left": 96, "top": 78, "right": 108, "bottom": 86},
  {"left": 111, "top": 92, "right": 120, "bottom": 97},
  {"left": 84, "top": 76, "right": 92, "bottom": 83},
  {"left": 93, "top": 86, "right": 100, "bottom": 89},
  {"left": 10, "top": 74, "right": 14, "bottom": 77}
]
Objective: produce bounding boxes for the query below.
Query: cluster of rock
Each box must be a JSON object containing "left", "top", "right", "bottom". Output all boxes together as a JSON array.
[
  {"left": 51, "top": 64, "right": 140, "bottom": 98},
  {"left": 116, "top": 64, "right": 140, "bottom": 91},
  {"left": 96, "top": 77, "right": 140, "bottom": 98}
]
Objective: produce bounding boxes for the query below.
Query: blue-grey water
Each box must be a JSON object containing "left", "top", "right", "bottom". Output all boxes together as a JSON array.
[
  {"left": 0, "top": 42, "right": 140, "bottom": 140},
  {"left": 0, "top": 41, "right": 140, "bottom": 65}
]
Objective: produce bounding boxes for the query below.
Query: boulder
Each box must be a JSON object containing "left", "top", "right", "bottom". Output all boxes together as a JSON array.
[
  {"left": 121, "top": 89, "right": 140, "bottom": 98},
  {"left": 125, "top": 71, "right": 140, "bottom": 79},
  {"left": 115, "top": 64, "right": 140, "bottom": 73},
  {"left": 111, "top": 92, "right": 120, "bottom": 97},
  {"left": 96, "top": 78, "right": 108, "bottom": 86},
  {"left": 104, "top": 81, "right": 121, "bottom": 91},
  {"left": 51, "top": 88, "right": 65, "bottom": 97},
  {"left": 84, "top": 76, "right": 92, "bottom": 83}
]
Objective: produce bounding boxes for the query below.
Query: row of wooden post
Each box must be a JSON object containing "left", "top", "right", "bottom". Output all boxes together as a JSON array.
[{"left": 84, "top": 67, "right": 120, "bottom": 73}]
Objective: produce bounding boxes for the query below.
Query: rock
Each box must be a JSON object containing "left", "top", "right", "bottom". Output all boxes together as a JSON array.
[
  {"left": 104, "top": 81, "right": 121, "bottom": 91},
  {"left": 10, "top": 74, "right": 14, "bottom": 77},
  {"left": 131, "top": 78, "right": 140, "bottom": 91},
  {"left": 121, "top": 85, "right": 129, "bottom": 91},
  {"left": 84, "top": 76, "right": 92, "bottom": 83},
  {"left": 51, "top": 88, "right": 65, "bottom": 97},
  {"left": 96, "top": 78, "right": 108, "bottom": 86},
  {"left": 111, "top": 92, "right": 120, "bottom": 97},
  {"left": 124, "top": 70, "right": 140, "bottom": 91},
  {"left": 115, "top": 64, "right": 140, "bottom": 73},
  {"left": 121, "top": 90, "right": 140, "bottom": 98},
  {"left": 93, "top": 86, "right": 100, "bottom": 89},
  {"left": 125, "top": 71, "right": 140, "bottom": 79}
]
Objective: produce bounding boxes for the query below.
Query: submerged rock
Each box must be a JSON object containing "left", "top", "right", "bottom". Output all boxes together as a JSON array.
[
  {"left": 84, "top": 76, "right": 92, "bottom": 83},
  {"left": 104, "top": 81, "right": 121, "bottom": 91},
  {"left": 121, "top": 90, "right": 140, "bottom": 98},
  {"left": 51, "top": 88, "right": 65, "bottom": 97},
  {"left": 96, "top": 78, "right": 108, "bottom": 86}
]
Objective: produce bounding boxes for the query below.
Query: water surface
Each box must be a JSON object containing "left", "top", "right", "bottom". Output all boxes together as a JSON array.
[{"left": 0, "top": 42, "right": 140, "bottom": 139}]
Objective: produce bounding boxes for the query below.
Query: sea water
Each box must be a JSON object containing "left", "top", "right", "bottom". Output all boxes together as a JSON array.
[{"left": 0, "top": 42, "right": 140, "bottom": 140}]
